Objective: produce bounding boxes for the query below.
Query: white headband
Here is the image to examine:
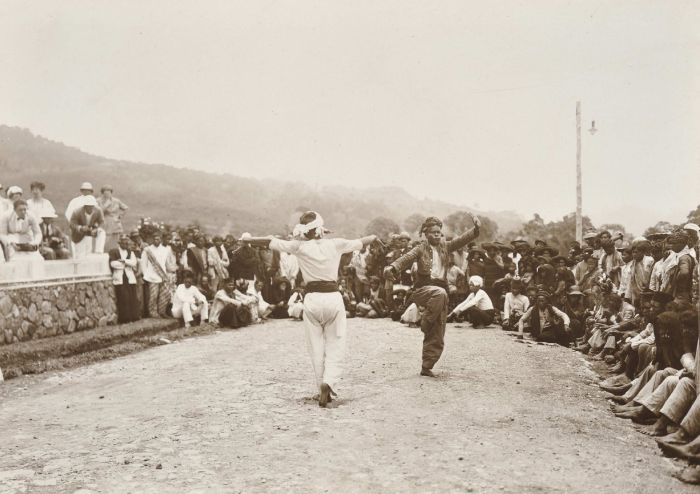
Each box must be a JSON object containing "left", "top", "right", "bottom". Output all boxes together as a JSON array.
[{"left": 292, "top": 212, "right": 326, "bottom": 239}]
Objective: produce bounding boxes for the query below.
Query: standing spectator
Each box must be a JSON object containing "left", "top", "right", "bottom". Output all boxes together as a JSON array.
[
  {"left": 65, "top": 182, "right": 96, "bottom": 220},
  {"left": 229, "top": 233, "right": 259, "bottom": 284},
  {"left": 186, "top": 234, "right": 209, "bottom": 284},
  {"left": 69, "top": 195, "right": 105, "bottom": 258},
  {"left": 279, "top": 249, "right": 300, "bottom": 288},
  {"left": 207, "top": 236, "right": 230, "bottom": 289},
  {"left": 0, "top": 199, "right": 43, "bottom": 260},
  {"left": 0, "top": 183, "right": 12, "bottom": 215},
  {"left": 97, "top": 185, "right": 129, "bottom": 251},
  {"left": 26, "top": 182, "right": 57, "bottom": 221},
  {"left": 38, "top": 213, "right": 71, "bottom": 260},
  {"left": 108, "top": 235, "right": 140, "bottom": 323},
  {"left": 141, "top": 233, "right": 171, "bottom": 318}
]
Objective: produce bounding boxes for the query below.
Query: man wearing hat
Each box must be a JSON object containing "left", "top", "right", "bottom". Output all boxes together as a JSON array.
[
  {"left": 65, "top": 182, "right": 97, "bottom": 220},
  {"left": 38, "top": 212, "right": 70, "bottom": 260},
  {"left": 683, "top": 223, "right": 700, "bottom": 258},
  {"left": 69, "top": 195, "right": 106, "bottom": 259},
  {"left": 0, "top": 199, "right": 43, "bottom": 261}
]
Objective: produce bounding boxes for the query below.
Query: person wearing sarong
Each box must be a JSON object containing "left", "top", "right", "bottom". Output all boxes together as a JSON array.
[
  {"left": 385, "top": 214, "right": 481, "bottom": 377},
  {"left": 247, "top": 211, "right": 376, "bottom": 408},
  {"left": 108, "top": 235, "right": 140, "bottom": 323},
  {"left": 97, "top": 185, "right": 129, "bottom": 251},
  {"left": 207, "top": 236, "right": 230, "bottom": 289},
  {"left": 141, "top": 233, "right": 171, "bottom": 318},
  {"left": 186, "top": 235, "right": 209, "bottom": 284}
]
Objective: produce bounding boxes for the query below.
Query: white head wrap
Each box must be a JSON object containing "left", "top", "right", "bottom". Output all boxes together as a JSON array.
[
  {"left": 292, "top": 212, "right": 326, "bottom": 239},
  {"left": 469, "top": 275, "right": 484, "bottom": 288}
]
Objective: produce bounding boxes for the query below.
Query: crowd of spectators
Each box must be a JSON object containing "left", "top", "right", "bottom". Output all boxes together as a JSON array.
[{"left": 2, "top": 179, "right": 700, "bottom": 476}]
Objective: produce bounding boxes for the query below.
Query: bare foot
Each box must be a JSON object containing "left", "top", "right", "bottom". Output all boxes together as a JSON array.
[{"left": 637, "top": 422, "right": 667, "bottom": 437}]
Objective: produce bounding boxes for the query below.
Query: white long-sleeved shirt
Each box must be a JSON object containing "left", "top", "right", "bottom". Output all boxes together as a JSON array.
[
  {"left": 280, "top": 252, "right": 300, "bottom": 282},
  {"left": 454, "top": 289, "right": 494, "bottom": 314},
  {"left": 140, "top": 244, "right": 170, "bottom": 283},
  {"left": 630, "top": 323, "right": 655, "bottom": 349},
  {"left": 172, "top": 284, "right": 207, "bottom": 311},
  {"left": 503, "top": 292, "right": 530, "bottom": 320}
]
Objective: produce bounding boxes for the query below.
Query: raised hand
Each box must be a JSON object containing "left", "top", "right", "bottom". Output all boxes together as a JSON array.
[{"left": 471, "top": 213, "right": 482, "bottom": 229}]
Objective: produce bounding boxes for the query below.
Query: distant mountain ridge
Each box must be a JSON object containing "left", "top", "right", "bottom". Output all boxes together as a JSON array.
[{"left": 0, "top": 125, "right": 524, "bottom": 237}]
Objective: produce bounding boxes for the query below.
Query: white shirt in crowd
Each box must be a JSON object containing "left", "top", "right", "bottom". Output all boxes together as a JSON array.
[
  {"left": 430, "top": 246, "right": 445, "bottom": 279},
  {"left": 453, "top": 289, "right": 494, "bottom": 313},
  {"left": 504, "top": 292, "right": 530, "bottom": 320},
  {"left": 172, "top": 284, "right": 207, "bottom": 311},
  {"left": 279, "top": 251, "right": 300, "bottom": 284},
  {"left": 140, "top": 244, "right": 170, "bottom": 283},
  {"left": 270, "top": 238, "right": 363, "bottom": 282},
  {"left": 27, "top": 197, "right": 56, "bottom": 222}
]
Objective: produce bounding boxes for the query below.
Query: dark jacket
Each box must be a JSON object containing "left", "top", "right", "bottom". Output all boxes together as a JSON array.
[
  {"left": 390, "top": 226, "right": 479, "bottom": 288},
  {"left": 69, "top": 207, "right": 104, "bottom": 243}
]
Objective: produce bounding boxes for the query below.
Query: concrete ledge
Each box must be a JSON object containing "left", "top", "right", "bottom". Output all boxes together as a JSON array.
[{"left": 0, "top": 254, "right": 110, "bottom": 285}]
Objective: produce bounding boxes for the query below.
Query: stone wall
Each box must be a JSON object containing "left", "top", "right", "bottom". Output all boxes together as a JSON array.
[{"left": 0, "top": 277, "right": 117, "bottom": 345}]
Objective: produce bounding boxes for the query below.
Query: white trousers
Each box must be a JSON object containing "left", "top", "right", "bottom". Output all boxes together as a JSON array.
[
  {"left": 72, "top": 229, "right": 106, "bottom": 259},
  {"left": 172, "top": 302, "right": 209, "bottom": 324},
  {"left": 303, "top": 292, "right": 347, "bottom": 392}
]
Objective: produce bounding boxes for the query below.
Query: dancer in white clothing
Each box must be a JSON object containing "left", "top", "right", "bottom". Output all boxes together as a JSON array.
[{"left": 247, "top": 211, "right": 377, "bottom": 407}]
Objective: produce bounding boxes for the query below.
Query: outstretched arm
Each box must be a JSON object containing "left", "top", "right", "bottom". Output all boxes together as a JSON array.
[{"left": 447, "top": 213, "right": 481, "bottom": 253}]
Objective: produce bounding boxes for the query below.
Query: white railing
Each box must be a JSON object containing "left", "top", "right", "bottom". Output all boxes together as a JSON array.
[{"left": 0, "top": 254, "right": 111, "bottom": 285}]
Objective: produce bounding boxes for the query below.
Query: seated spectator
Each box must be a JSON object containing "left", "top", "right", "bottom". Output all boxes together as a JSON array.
[
  {"left": 339, "top": 278, "right": 357, "bottom": 318},
  {"left": 209, "top": 278, "right": 252, "bottom": 328},
  {"left": 108, "top": 234, "right": 140, "bottom": 324},
  {"left": 356, "top": 276, "right": 387, "bottom": 318},
  {"left": 268, "top": 277, "right": 293, "bottom": 319},
  {"left": 448, "top": 275, "right": 495, "bottom": 328},
  {"left": 518, "top": 290, "right": 571, "bottom": 346},
  {"left": 232, "top": 278, "right": 261, "bottom": 322},
  {"left": 26, "top": 181, "right": 57, "bottom": 221},
  {"left": 172, "top": 272, "right": 209, "bottom": 328},
  {"left": 69, "top": 195, "right": 106, "bottom": 258},
  {"left": 0, "top": 199, "right": 43, "bottom": 261},
  {"left": 287, "top": 286, "right": 305, "bottom": 320},
  {"left": 502, "top": 279, "right": 529, "bottom": 331},
  {"left": 39, "top": 212, "right": 71, "bottom": 260}
]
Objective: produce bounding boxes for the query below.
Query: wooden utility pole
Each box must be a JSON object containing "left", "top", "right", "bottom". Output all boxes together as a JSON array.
[{"left": 576, "top": 101, "right": 582, "bottom": 243}]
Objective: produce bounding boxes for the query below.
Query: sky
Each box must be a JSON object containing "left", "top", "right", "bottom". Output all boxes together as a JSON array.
[{"left": 1, "top": 0, "right": 698, "bottom": 234}]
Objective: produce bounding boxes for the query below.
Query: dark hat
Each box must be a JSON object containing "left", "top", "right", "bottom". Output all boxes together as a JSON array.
[
  {"left": 652, "top": 292, "right": 674, "bottom": 305},
  {"left": 534, "top": 239, "right": 548, "bottom": 247},
  {"left": 646, "top": 232, "right": 671, "bottom": 241},
  {"left": 551, "top": 255, "right": 568, "bottom": 265},
  {"left": 482, "top": 242, "right": 498, "bottom": 250}
]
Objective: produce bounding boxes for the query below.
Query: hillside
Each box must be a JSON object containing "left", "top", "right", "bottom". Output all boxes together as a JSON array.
[{"left": 0, "top": 126, "right": 523, "bottom": 237}]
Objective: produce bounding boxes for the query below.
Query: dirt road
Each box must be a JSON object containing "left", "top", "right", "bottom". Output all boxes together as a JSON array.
[{"left": 0, "top": 319, "right": 693, "bottom": 493}]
